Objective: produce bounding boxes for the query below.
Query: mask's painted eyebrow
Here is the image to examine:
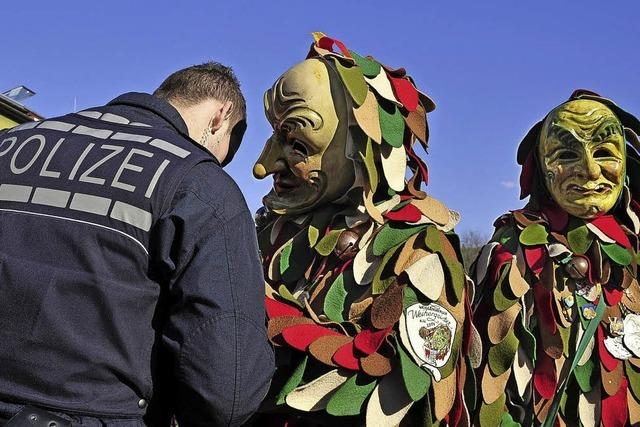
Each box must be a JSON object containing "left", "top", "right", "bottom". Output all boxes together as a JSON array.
[
  {"left": 592, "top": 118, "right": 623, "bottom": 143},
  {"left": 548, "top": 123, "right": 582, "bottom": 150}
]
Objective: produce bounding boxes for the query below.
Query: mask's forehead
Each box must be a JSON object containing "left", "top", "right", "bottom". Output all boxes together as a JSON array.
[
  {"left": 541, "top": 99, "right": 622, "bottom": 146},
  {"left": 264, "top": 58, "right": 340, "bottom": 148}
]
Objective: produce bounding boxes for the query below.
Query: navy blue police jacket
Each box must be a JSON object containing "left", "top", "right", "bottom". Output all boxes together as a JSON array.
[{"left": 0, "top": 93, "right": 274, "bottom": 426}]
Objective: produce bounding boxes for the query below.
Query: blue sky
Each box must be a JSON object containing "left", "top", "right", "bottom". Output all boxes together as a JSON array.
[{"left": 3, "top": 0, "right": 639, "bottom": 236}]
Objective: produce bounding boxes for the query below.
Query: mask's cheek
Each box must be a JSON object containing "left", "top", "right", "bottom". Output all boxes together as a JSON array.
[{"left": 600, "top": 160, "right": 624, "bottom": 184}]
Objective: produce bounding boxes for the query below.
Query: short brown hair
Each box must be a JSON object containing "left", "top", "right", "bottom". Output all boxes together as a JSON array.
[{"left": 154, "top": 61, "right": 246, "bottom": 125}]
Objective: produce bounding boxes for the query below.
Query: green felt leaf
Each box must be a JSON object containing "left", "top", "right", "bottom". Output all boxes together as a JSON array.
[
  {"left": 324, "top": 273, "right": 347, "bottom": 322},
  {"left": 397, "top": 341, "right": 431, "bottom": 401},
  {"left": 479, "top": 393, "right": 506, "bottom": 427},
  {"left": 493, "top": 264, "right": 518, "bottom": 312},
  {"left": 558, "top": 324, "right": 571, "bottom": 357},
  {"left": 518, "top": 224, "right": 548, "bottom": 246},
  {"left": 378, "top": 101, "right": 405, "bottom": 148},
  {"left": 387, "top": 187, "right": 397, "bottom": 197},
  {"left": 488, "top": 329, "right": 519, "bottom": 376},
  {"left": 441, "top": 253, "right": 465, "bottom": 304},
  {"left": 499, "top": 227, "right": 519, "bottom": 255},
  {"left": 574, "top": 358, "right": 595, "bottom": 393},
  {"left": 500, "top": 412, "right": 521, "bottom": 427},
  {"left": 326, "top": 373, "right": 377, "bottom": 416},
  {"left": 277, "top": 355, "right": 308, "bottom": 405},
  {"left": 350, "top": 50, "right": 381, "bottom": 77},
  {"left": 372, "top": 243, "right": 402, "bottom": 294},
  {"left": 425, "top": 226, "right": 444, "bottom": 253},
  {"left": 334, "top": 59, "right": 368, "bottom": 106},
  {"left": 404, "top": 286, "right": 419, "bottom": 308},
  {"left": 359, "top": 137, "right": 379, "bottom": 193},
  {"left": 372, "top": 223, "right": 426, "bottom": 257},
  {"left": 602, "top": 243, "right": 633, "bottom": 266},
  {"left": 278, "top": 285, "right": 302, "bottom": 307},
  {"left": 315, "top": 229, "right": 344, "bottom": 256},
  {"left": 279, "top": 241, "right": 293, "bottom": 275},
  {"left": 625, "top": 361, "right": 640, "bottom": 400},
  {"left": 567, "top": 224, "right": 593, "bottom": 254},
  {"left": 308, "top": 225, "right": 320, "bottom": 247}
]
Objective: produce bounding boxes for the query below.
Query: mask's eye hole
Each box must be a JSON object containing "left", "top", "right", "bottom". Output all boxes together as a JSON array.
[
  {"left": 291, "top": 139, "right": 308, "bottom": 156},
  {"left": 558, "top": 150, "right": 579, "bottom": 160},
  {"left": 593, "top": 148, "right": 613, "bottom": 158}
]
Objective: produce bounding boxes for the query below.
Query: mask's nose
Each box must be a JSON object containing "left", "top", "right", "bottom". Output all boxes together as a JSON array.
[{"left": 253, "top": 136, "right": 286, "bottom": 179}]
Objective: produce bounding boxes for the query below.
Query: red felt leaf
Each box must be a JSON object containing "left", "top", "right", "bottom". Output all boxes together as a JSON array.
[
  {"left": 384, "top": 204, "right": 422, "bottom": 222},
  {"left": 534, "top": 283, "right": 557, "bottom": 335},
  {"left": 541, "top": 203, "right": 569, "bottom": 232},
  {"left": 589, "top": 215, "right": 632, "bottom": 249},
  {"left": 281, "top": 324, "right": 342, "bottom": 352},
  {"left": 598, "top": 325, "right": 619, "bottom": 372},
  {"left": 332, "top": 340, "right": 361, "bottom": 371},
  {"left": 317, "top": 36, "right": 352, "bottom": 58},
  {"left": 525, "top": 246, "right": 546, "bottom": 277},
  {"left": 354, "top": 326, "right": 392, "bottom": 355},
  {"left": 389, "top": 76, "right": 419, "bottom": 112},
  {"left": 533, "top": 350, "right": 557, "bottom": 400},
  {"left": 265, "top": 297, "right": 303, "bottom": 319},
  {"left": 489, "top": 244, "right": 514, "bottom": 284},
  {"left": 602, "top": 377, "right": 628, "bottom": 427},
  {"left": 519, "top": 152, "right": 535, "bottom": 199},
  {"left": 603, "top": 284, "right": 623, "bottom": 306}
]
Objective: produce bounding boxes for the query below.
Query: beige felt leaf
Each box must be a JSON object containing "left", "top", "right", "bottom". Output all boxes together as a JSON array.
[
  {"left": 469, "top": 324, "right": 484, "bottom": 370},
  {"left": 548, "top": 242, "right": 571, "bottom": 258},
  {"left": 433, "top": 371, "right": 457, "bottom": 420},
  {"left": 411, "top": 195, "right": 451, "bottom": 225},
  {"left": 475, "top": 242, "right": 499, "bottom": 285},
  {"left": 348, "top": 296, "right": 373, "bottom": 320},
  {"left": 585, "top": 222, "right": 616, "bottom": 243},
  {"left": 286, "top": 369, "right": 350, "bottom": 411},
  {"left": 364, "top": 190, "right": 384, "bottom": 224},
  {"left": 393, "top": 234, "right": 421, "bottom": 275},
  {"left": 629, "top": 388, "right": 640, "bottom": 425},
  {"left": 487, "top": 302, "right": 521, "bottom": 345},
  {"left": 578, "top": 383, "right": 601, "bottom": 427},
  {"left": 405, "top": 253, "right": 445, "bottom": 301},
  {"left": 481, "top": 364, "right": 511, "bottom": 405},
  {"left": 380, "top": 144, "right": 406, "bottom": 192},
  {"left": 364, "top": 70, "right": 400, "bottom": 105},
  {"left": 508, "top": 258, "right": 530, "bottom": 298},
  {"left": 577, "top": 327, "right": 595, "bottom": 366},
  {"left": 358, "top": 222, "right": 375, "bottom": 250},
  {"left": 513, "top": 347, "right": 533, "bottom": 397},
  {"left": 353, "top": 90, "right": 382, "bottom": 144},
  {"left": 353, "top": 239, "right": 381, "bottom": 285},
  {"left": 365, "top": 368, "right": 413, "bottom": 427},
  {"left": 441, "top": 210, "right": 461, "bottom": 233},
  {"left": 374, "top": 194, "right": 402, "bottom": 215}
]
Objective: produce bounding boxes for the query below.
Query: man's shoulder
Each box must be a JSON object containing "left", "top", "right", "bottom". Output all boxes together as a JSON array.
[{"left": 176, "top": 162, "right": 249, "bottom": 220}]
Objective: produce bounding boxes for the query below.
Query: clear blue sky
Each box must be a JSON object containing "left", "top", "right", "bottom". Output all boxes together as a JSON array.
[{"left": 3, "top": 0, "right": 639, "bottom": 236}]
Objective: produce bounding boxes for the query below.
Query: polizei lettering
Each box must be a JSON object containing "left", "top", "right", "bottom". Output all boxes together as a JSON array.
[{"left": 0, "top": 134, "right": 170, "bottom": 198}]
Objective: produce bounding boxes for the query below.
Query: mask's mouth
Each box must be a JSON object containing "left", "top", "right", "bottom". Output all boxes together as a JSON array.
[
  {"left": 273, "top": 172, "right": 300, "bottom": 195},
  {"left": 567, "top": 182, "right": 613, "bottom": 195}
]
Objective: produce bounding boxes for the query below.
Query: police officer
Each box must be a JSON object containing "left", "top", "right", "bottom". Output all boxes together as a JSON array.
[{"left": 0, "top": 62, "right": 274, "bottom": 426}]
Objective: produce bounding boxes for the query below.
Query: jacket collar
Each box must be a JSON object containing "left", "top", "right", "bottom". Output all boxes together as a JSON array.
[{"left": 107, "top": 92, "right": 219, "bottom": 165}]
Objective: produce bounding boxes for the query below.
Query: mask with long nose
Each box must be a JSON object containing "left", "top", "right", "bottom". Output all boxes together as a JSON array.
[
  {"left": 538, "top": 99, "right": 625, "bottom": 219},
  {"left": 253, "top": 58, "right": 355, "bottom": 216}
]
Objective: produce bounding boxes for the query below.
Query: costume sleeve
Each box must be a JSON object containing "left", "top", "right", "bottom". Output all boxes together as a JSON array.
[{"left": 153, "top": 162, "right": 274, "bottom": 427}]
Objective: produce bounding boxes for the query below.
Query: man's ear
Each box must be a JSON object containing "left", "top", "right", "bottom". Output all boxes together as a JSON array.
[{"left": 211, "top": 101, "right": 233, "bottom": 133}]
